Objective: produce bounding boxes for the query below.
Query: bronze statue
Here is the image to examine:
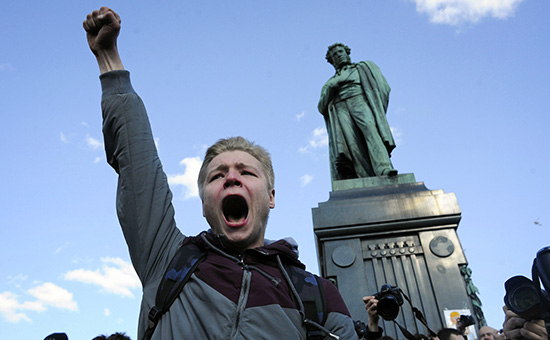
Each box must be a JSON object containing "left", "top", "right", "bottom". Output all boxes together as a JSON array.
[{"left": 318, "top": 43, "right": 397, "bottom": 180}]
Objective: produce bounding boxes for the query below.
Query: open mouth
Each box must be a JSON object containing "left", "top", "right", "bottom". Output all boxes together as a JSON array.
[{"left": 222, "top": 195, "right": 249, "bottom": 224}]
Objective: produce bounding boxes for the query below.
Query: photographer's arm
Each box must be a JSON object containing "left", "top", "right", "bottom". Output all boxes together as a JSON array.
[{"left": 363, "top": 296, "right": 383, "bottom": 340}]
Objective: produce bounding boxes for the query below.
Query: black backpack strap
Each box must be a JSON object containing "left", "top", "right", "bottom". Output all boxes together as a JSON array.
[
  {"left": 285, "top": 264, "right": 330, "bottom": 340},
  {"left": 142, "top": 242, "right": 207, "bottom": 340}
]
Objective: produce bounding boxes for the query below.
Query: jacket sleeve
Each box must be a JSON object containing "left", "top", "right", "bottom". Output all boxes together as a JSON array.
[
  {"left": 321, "top": 279, "right": 360, "bottom": 339},
  {"left": 100, "top": 70, "right": 184, "bottom": 285}
]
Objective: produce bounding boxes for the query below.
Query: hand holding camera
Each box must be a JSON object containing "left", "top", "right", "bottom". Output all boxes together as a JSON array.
[
  {"left": 503, "top": 246, "right": 550, "bottom": 340},
  {"left": 503, "top": 305, "right": 547, "bottom": 340},
  {"left": 367, "top": 284, "right": 437, "bottom": 340},
  {"left": 363, "top": 296, "right": 381, "bottom": 331}
]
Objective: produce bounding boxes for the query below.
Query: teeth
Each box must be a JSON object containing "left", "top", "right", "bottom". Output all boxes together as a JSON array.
[{"left": 222, "top": 196, "right": 248, "bottom": 223}]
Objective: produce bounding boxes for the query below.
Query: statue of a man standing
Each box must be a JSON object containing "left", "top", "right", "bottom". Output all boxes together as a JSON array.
[{"left": 318, "top": 43, "right": 397, "bottom": 180}]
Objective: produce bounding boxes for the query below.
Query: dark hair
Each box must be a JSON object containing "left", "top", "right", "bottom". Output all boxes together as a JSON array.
[
  {"left": 92, "top": 332, "right": 131, "bottom": 340},
  {"left": 414, "top": 333, "right": 430, "bottom": 340},
  {"left": 44, "top": 333, "right": 68, "bottom": 340},
  {"left": 437, "top": 328, "right": 464, "bottom": 340},
  {"left": 107, "top": 333, "right": 131, "bottom": 340},
  {"left": 325, "top": 43, "right": 351, "bottom": 65}
]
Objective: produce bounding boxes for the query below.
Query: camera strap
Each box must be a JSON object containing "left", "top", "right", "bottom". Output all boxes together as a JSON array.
[
  {"left": 396, "top": 290, "right": 437, "bottom": 338},
  {"left": 532, "top": 261, "right": 550, "bottom": 337}
]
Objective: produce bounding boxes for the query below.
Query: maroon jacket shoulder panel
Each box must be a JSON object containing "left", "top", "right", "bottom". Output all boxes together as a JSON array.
[{"left": 320, "top": 277, "right": 352, "bottom": 317}]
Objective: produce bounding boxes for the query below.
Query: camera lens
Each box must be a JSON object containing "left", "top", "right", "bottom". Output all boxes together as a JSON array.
[
  {"left": 375, "top": 285, "right": 404, "bottom": 321},
  {"left": 378, "top": 295, "right": 400, "bottom": 321},
  {"left": 512, "top": 286, "right": 540, "bottom": 311},
  {"left": 504, "top": 275, "right": 541, "bottom": 319}
]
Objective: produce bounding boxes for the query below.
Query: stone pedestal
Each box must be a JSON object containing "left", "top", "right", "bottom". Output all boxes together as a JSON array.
[{"left": 312, "top": 174, "right": 483, "bottom": 339}]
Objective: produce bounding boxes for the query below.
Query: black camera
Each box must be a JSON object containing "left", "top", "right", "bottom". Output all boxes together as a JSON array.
[
  {"left": 374, "top": 284, "right": 404, "bottom": 321},
  {"left": 458, "top": 314, "right": 475, "bottom": 328},
  {"left": 456, "top": 314, "right": 476, "bottom": 334},
  {"left": 504, "top": 246, "right": 550, "bottom": 320}
]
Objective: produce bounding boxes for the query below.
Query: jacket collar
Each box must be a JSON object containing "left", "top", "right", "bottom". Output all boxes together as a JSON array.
[{"left": 188, "top": 230, "right": 305, "bottom": 269}]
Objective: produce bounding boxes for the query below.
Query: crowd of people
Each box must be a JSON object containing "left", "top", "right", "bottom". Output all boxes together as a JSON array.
[
  {"left": 41, "top": 6, "right": 550, "bottom": 340},
  {"left": 360, "top": 298, "right": 549, "bottom": 340},
  {"left": 44, "top": 332, "right": 130, "bottom": 340},
  {"left": 43, "top": 305, "right": 550, "bottom": 340}
]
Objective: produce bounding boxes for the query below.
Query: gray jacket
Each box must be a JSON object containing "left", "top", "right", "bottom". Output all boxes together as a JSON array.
[{"left": 100, "top": 70, "right": 358, "bottom": 340}]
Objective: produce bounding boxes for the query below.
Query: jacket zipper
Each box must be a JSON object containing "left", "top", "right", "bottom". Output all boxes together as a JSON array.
[{"left": 230, "top": 257, "right": 251, "bottom": 340}]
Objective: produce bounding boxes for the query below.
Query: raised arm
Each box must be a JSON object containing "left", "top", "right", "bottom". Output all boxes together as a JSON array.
[
  {"left": 83, "top": 6, "right": 124, "bottom": 74},
  {"left": 83, "top": 8, "right": 183, "bottom": 285}
]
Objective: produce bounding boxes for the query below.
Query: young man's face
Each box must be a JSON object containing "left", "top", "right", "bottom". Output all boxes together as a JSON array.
[{"left": 201, "top": 150, "right": 275, "bottom": 250}]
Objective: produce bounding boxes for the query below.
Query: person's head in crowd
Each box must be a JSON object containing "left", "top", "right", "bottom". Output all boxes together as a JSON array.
[
  {"left": 415, "top": 333, "right": 430, "bottom": 340},
  {"left": 92, "top": 332, "right": 130, "bottom": 340},
  {"left": 438, "top": 328, "right": 465, "bottom": 340},
  {"left": 478, "top": 326, "right": 499, "bottom": 340},
  {"left": 44, "top": 333, "right": 68, "bottom": 340}
]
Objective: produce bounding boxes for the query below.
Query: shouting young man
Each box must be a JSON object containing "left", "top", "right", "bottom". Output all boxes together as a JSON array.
[{"left": 83, "top": 7, "right": 360, "bottom": 340}]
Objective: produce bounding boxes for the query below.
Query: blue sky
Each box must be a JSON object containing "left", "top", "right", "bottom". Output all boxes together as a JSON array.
[{"left": 1, "top": 0, "right": 549, "bottom": 339}]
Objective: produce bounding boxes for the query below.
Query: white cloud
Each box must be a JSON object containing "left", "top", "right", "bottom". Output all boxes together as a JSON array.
[
  {"left": 55, "top": 242, "right": 70, "bottom": 254},
  {"left": 299, "top": 126, "right": 328, "bottom": 154},
  {"left": 85, "top": 134, "right": 103, "bottom": 150},
  {"left": 298, "top": 146, "right": 308, "bottom": 154},
  {"left": 0, "top": 292, "right": 33, "bottom": 323},
  {"left": 0, "top": 282, "right": 78, "bottom": 323},
  {"left": 300, "top": 174, "right": 313, "bottom": 187},
  {"left": 390, "top": 126, "right": 403, "bottom": 146},
  {"left": 296, "top": 111, "right": 306, "bottom": 121},
  {"left": 59, "top": 132, "right": 68, "bottom": 144},
  {"left": 167, "top": 157, "right": 202, "bottom": 199},
  {"left": 27, "top": 283, "right": 78, "bottom": 311},
  {"left": 104, "top": 308, "right": 111, "bottom": 317},
  {"left": 411, "top": 0, "right": 524, "bottom": 26},
  {"left": 6, "top": 274, "right": 28, "bottom": 287},
  {"left": 65, "top": 257, "right": 141, "bottom": 298},
  {"left": 310, "top": 127, "right": 328, "bottom": 147},
  {"left": 93, "top": 157, "right": 102, "bottom": 164}
]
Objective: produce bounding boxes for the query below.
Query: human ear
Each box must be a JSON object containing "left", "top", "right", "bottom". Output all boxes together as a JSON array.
[{"left": 269, "top": 189, "right": 275, "bottom": 209}]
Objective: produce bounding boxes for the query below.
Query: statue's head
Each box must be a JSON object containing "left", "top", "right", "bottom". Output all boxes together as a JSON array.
[{"left": 326, "top": 43, "right": 351, "bottom": 69}]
